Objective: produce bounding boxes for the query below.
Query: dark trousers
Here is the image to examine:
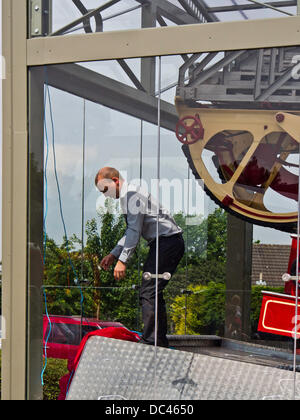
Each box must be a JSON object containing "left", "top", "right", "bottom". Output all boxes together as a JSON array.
[{"left": 139, "top": 233, "right": 185, "bottom": 347}]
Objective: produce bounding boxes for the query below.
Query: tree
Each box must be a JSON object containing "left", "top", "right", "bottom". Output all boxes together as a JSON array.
[
  {"left": 42, "top": 198, "right": 147, "bottom": 330},
  {"left": 173, "top": 208, "right": 227, "bottom": 264}
]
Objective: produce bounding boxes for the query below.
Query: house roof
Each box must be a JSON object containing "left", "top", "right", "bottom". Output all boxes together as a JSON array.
[{"left": 251, "top": 244, "right": 291, "bottom": 288}]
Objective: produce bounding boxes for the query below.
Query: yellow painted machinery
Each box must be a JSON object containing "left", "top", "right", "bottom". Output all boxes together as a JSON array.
[{"left": 175, "top": 97, "right": 299, "bottom": 232}]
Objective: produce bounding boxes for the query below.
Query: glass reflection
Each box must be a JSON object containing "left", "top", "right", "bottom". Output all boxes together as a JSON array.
[
  {"left": 27, "top": 47, "right": 300, "bottom": 400},
  {"left": 173, "top": 45, "right": 300, "bottom": 399}
]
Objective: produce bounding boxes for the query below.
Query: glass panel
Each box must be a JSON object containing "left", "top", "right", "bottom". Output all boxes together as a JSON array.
[
  {"left": 203, "top": 0, "right": 296, "bottom": 21},
  {"left": 28, "top": 58, "right": 161, "bottom": 400},
  {"left": 28, "top": 45, "right": 300, "bottom": 400}
]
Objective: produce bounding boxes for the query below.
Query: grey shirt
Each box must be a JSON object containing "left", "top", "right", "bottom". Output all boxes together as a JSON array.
[{"left": 110, "top": 182, "right": 183, "bottom": 264}]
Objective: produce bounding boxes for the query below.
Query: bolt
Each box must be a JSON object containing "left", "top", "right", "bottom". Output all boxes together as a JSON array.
[
  {"left": 276, "top": 113, "right": 285, "bottom": 123},
  {"left": 35, "top": 5, "right": 40, "bottom": 11},
  {"left": 34, "top": 28, "right": 40, "bottom": 34}
]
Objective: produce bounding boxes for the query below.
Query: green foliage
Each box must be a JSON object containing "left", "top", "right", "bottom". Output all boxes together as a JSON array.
[
  {"left": 43, "top": 198, "right": 145, "bottom": 330},
  {"left": 173, "top": 208, "right": 227, "bottom": 264},
  {"left": 250, "top": 285, "right": 284, "bottom": 332},
  {"left": 206, "top": 209, "right": 227, "bottom": 263},
  {"left": 171, "top": 282, "right": 226, "bottom": 335}
]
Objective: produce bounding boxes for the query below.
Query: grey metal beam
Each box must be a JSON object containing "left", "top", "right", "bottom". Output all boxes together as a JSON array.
[
  {"left": 45, "top": 63, "right": 178, "bottom": 132},
  {"left": 187, "top": 50, "right": 246, "bottom": 88},
  {"left": 246, "top": 0, "right": 293, "bottom": 15},
  {"left": 27, "top": 66, "right": 45, "bottom": 400},
  {"left": 141, "top": 0, "right": 157, "bottom": 95},
  {"left": 208, "top": 1, "right": 296, "bottom": 13},
  {"left": 117, "top": 59, "right": 146, "bottom": 91},
  {"left": 135, "top": 0, "right": 199, "bottom": 25},
  {"left": 29, "top": 0, "right": 52, "bottom": 37},
  {"left": 156, "top": 13, "right": 190, "bottom": 62},
  {"left": 254, "top": 49, "right": 264, "bottom": 98},
  {"left": 177, "top": 0, "right": 219, "bottom": 22},
  {"left": 72, "top": 0, "right": 95, "bottom": 33},
  {"left": 225, "top": 214, "right": 253, "bottom": 341}
]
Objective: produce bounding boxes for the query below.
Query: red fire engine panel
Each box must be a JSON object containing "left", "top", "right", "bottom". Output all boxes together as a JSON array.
[{"left": 258, "top": 291, "right": 300, "bottom": 339}]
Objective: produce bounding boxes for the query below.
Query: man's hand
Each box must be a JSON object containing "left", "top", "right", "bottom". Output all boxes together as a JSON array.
[
  {"left": 114, "top": 260, "right": 127, "bottom": 281},
  {"left": 100, "top": 253, "right": 116, "bottom": 271}
]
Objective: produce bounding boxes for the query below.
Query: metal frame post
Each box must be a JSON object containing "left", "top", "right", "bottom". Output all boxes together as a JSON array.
[
  {"left": 141, "top": 0, "right": 157, "bottom": 94},
  {"left": 2, "top": 0, "right": 28, "bottom": 400}
]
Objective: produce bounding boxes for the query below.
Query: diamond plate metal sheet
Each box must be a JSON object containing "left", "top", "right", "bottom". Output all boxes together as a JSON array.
[{"left": 66, "top": 336, "right": 300, "bottom": 400}]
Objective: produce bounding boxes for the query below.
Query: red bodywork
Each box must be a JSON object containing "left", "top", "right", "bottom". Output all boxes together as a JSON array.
[
  {"left": 285, "top": 234, "right": 300, "bottom": 296},
  {"left": 43, "top": 315, "right": 126, "bottom": 360},
  {"left": 258, "top": 291, "right": 300, "bottom": 339}
]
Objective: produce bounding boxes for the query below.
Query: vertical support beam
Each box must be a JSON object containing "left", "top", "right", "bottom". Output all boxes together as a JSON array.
[
  {"left": 28, "top": 0, "right": 52, "bottom": 38},
  {"left": 2, "top": 0, "right": 28, "bottom": 400},
  {"left": 27, "top": 66, "right": 45, "bottom": 400},
  {"left": 225, "top": 214, "right": 253, "bottom": 341},
  {"left": 141, "top": 0, "right": 157, "bottom": 95}
]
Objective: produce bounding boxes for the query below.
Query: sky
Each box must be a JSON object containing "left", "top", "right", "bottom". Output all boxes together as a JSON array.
[{"left": 1, "top": 0, "right": 300, "bottom": 261}]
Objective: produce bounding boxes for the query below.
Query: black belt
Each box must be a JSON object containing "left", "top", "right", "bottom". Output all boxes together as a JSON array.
[
  {"left": 148, "top": 232, "right": 183, "bottom": 246},
  {"left": 159, "top": 232, "right": 183, "bottom": 240}
]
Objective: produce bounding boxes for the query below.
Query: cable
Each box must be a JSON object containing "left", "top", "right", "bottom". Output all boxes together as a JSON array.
[
  {"left": 230, "top": 0, "right": 249, "bottom": 19},
  {"left": 44, "top": 81, "right": 84, "bottom": 307},
  {"left": 41, "top": 78, "right": 51, "bottom": 387},
  {"left": 80, "top": 99, "right": 86, "bottom": 341},
  {"left": 184, "top": 166, "right": 190, "bottom": 335},
  {"left": 293, "top": 141, "right": 300, "bottom": 398}
]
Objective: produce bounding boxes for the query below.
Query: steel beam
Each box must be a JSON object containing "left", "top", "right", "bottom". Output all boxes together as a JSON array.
[
  {"left": 2, "top": 0, "right": 28, "bottom": 401},
  {"left": 28, "top": 0, "right": 52, "bottom": 37},
  {"left": 208, "top": 1, "right": 296, "bottom": 13},
  {"left": 44, "top": 63, "right": 178, "bottom": 131},
  {"left": 141, "top": 0, "right": 157, "bottom": 95},
  {"left": 117, "top": 59, "right": 146, "bottom": 91},
  {"left": 225, "top": 215, "right": 253, "bottom": 341},
  {"left": 49, "top": 0, "right": 120, "bottom": 36}
]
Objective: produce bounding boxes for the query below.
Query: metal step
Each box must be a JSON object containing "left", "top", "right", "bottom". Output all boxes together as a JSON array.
[
  {"left": 67, "top": 336, "right": 300, "bottom": 400},
  {"left": 167, "top": 334, "right": 222, "bottom": 352}
]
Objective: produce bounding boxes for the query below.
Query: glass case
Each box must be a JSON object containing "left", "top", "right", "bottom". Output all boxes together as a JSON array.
[{"left": 26, "top": 44, "right": 300, "bottom": 399}]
